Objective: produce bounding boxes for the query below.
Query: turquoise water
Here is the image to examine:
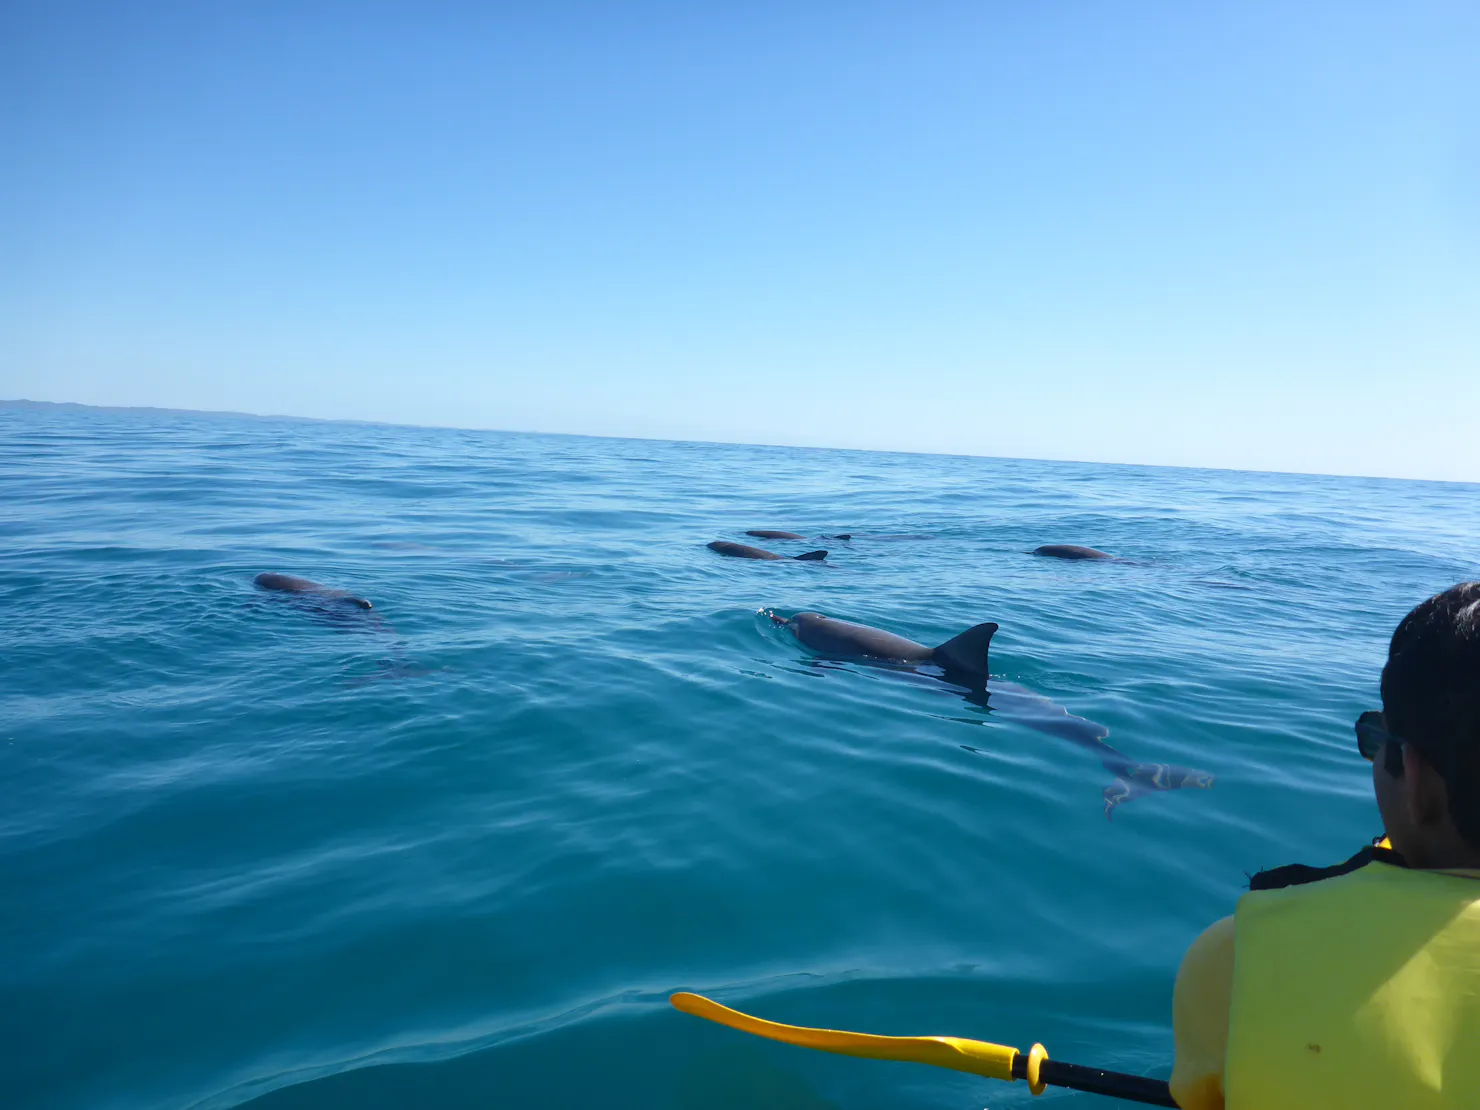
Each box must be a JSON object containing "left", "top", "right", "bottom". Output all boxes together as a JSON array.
[{"left": 4, "top": 405, "right": 1477, "bottom": 1110}]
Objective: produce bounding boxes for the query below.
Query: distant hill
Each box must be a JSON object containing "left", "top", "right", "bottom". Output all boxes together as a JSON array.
[{"left": 0, "top": 399, "right": 322, "bottom": 423}]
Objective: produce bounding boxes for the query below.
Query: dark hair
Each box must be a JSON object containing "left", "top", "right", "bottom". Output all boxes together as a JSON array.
[{"left": 1381, "top": 582, "right": 1480, "bottom": 848}]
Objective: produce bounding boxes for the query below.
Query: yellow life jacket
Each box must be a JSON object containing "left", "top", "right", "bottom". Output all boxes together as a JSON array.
[{"left": 1225, "top": 860, "right": 1480, "bottom": 1109}]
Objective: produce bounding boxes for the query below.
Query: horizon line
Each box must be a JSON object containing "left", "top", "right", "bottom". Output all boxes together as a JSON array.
[{"left": 3, "top": 396, "right": 1473, "bottom": 489}]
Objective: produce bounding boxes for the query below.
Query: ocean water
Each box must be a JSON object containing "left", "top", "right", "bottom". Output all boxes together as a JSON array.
[{"left": 3, "top": 404, "right": 1477, "bottom": 1110}]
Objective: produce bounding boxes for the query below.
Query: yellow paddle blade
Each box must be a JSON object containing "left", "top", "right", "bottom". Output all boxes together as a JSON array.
[{"left": 669, "top": 992, "right": 1019, "bottom": 1082}]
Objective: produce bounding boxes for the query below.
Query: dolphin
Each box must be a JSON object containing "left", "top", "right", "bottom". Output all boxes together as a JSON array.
[
  {"left": 1032, "top": 545, "right": 1116, "bottom": 560},
  {"left": 771, "top": 611, "right": 998, "bottom": 687},
  {"left": 973, "top": 680, "right": 1214, "bottom": 817},
  {"left": 747, "top": 530, "right": 853, "bottom": 541},
  {"left": 254, "top": 572, "right": 373, "bottom": 609},
  {"left": 769, "top": 610, "right": 1212, "bottom": 817},
  {"left": 250, "top": 573, "right": 438, "bottom": 682},
  {"left": 709, "top": 541, "right": 827, "bottom": 562}
]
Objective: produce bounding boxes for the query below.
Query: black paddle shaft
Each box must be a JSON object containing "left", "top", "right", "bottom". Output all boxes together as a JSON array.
[{"left": 1010, "top": 1052, "right": 1178, "bottom": 1107}]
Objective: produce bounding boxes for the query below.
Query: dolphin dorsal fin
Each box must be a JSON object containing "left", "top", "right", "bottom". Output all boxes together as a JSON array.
[
  {"left": 792, "top": 550, "right": 828, "bottom": 561},
  {"left": 932, "top": 622, "right": 998, "bottom": 681}
]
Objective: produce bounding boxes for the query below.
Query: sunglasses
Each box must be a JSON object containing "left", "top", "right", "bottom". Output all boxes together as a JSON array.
[{"left": 1355, "top": 710, "right": 1404, "bottom": 764}]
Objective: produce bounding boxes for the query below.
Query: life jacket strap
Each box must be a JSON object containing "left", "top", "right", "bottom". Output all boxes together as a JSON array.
[{"left": 1249, "top": 841, "right": 1405, "bottom": 891}]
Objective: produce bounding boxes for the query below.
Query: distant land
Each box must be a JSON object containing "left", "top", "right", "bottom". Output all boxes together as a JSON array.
[{"left": 0, "top": 398, "right": 329, "bottom": 424}]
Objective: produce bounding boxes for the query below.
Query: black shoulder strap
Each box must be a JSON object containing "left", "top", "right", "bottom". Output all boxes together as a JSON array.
[{"left": 1249, "top": 842, "right": 1406, "bottom": 892}]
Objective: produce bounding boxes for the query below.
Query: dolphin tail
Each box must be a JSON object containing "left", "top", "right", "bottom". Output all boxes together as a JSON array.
[
  {"left": 792, "top": 550, "right": 828, "bottom": 561},
  {"left": 931, "top": 622, "right": 998, "bottom": 684},
  {"left": 1101, "top": 759, "right": 1215, "bottom": 819},
  {"left": 1103, "top": 778, "right": 1138, "bottom": 820}
]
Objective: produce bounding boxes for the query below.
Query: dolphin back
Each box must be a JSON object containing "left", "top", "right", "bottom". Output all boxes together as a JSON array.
[
  {"left": 1032, "top": 544, "right": 1114, "bottom": 560},
  {"left": 255, "top": 572, "right": 318, "bottom": 592},
  {"left": 792, "top": 550, "right": 828, "bottom": 561},
  {"left": 708, "top": 541, "right": 780, "bottom": 560},
  {"left": 254, "top": 571, "right": 372, "bottom": 610},
  {"left": 930, "top": 622, "right": 998, "bottom": 684}
]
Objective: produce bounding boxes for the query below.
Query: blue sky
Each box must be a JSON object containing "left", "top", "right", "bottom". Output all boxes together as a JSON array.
[{"left": 3, "top": 1, "right": 1477, "bottom": 480}]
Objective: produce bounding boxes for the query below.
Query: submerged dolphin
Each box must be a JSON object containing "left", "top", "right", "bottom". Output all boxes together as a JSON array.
[
  {"left": 769, "top": 610, "right": 1212, "bottom": 817},
  {"left": 747, "top": 530, "right": 853, "bottom": 541},
  {"left": 709, "top": 541, "right": 827, "bottom": 562},
  {"left": 1032, "top": 545, "right": 1116, "bottom": 560},
  {"left": 254, "top": 572, "right": 373, "bottom": 609},
  {"left": 975, "top": 681, "right": 1213, "bottom": 817}
]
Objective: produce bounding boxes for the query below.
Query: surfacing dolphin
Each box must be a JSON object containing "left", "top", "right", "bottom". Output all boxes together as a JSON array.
[
  {"left": 771, "top": 611, "right": 998, "bottom": 687},
  {"left": 253, "top": 573, "right": 433, "bottom": 680},
  {"left": 768, "top": 609, "right": 1212, "bottom": 818},
  {"left": 1032, "top": 545, "right": 1116, "bottom": 560},
  {"left": 709, "top": 541, "right": 827, "bottom": 562},
  {"left": 254, "top": 572, "right": 373, "bottom": 609}
]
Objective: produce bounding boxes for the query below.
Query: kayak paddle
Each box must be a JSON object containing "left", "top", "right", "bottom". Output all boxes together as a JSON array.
[{"left": 670, "top": 991, "right": 1177, "bottom": 1107}]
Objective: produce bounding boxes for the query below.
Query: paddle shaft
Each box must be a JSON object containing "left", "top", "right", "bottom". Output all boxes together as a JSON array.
[
  {"left": 669, "top": 992, "right": 1178, "bottom": 1106},
  {"left": 1012, "top": 1053, "right": 1177, "bottom": 1107}
]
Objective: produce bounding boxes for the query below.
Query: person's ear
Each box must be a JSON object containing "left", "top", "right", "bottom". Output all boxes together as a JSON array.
[{"left": 1403, "top": 743, "right": 1450, "bottom": 828}]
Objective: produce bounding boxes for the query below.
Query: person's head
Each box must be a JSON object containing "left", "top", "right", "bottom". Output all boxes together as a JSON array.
[{"left": 1362, "top": 582, "right": 1480, "bottom": 868}]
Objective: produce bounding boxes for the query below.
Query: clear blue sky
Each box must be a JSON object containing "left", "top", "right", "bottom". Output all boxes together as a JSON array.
[{"left": 3, "top": 2, "right": 1477, "bottom": 480}]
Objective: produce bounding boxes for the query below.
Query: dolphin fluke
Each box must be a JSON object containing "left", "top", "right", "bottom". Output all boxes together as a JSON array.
[
  {"left": 1100, "top": 757, "right": 1215, "bottom": 820},
  {"left": 931, "top": 622, "right": 998, "bottom": 684},
  {"left": 1104, "top": 779, "right": 1134, "bottom": 820},
  {"left": 793, "top": 550, "right": 828, "bottom": 561}
]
